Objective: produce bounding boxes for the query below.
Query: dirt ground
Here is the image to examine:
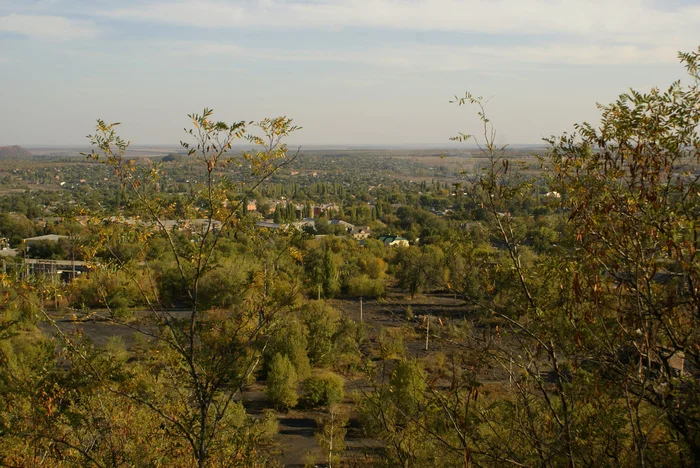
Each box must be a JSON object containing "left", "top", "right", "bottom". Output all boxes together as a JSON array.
[{"left": 39, "top": 291, "right": 504, "bottom": 467}]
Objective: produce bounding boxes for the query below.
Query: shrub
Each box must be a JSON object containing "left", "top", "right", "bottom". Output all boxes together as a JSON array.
[
  {"left": 105, "top": 335, "right": 128, "bottom": 362},
  {"left": 301, "top": 372, "right": 345, "bottom": 408},
  {"left": 389, "top": 359, "right": 426, "bottom": 415},
  {"left": 346, "top": 274, "right": 385, "bottom": 298},
  {"left": 301, "top": 301, "right": 340, "bottom": 367},
  {"left": 331, "top": 318, "right": 364, "bottom": 372},
  {"left": 254, "top": 409, "right": 279, "bottom": 439},
  {"left": 378, "top": 327, "right": 405, "bottom": 360},
  {"left": 404, "top": 305, "right": 414, "bottom": 321},
  {"left": 266, "top": 353, "right": 298, "bottom": 410},
  {"left": 264, "top": 318, "right": 311, "bottom": 380}
]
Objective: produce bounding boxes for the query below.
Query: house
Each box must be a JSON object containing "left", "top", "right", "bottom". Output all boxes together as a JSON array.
[
  {"left": 157, "top": 219, "right": 222, "bottom": 234},
  {"left": 32, "top": 217, "right": 64, "bottom": 228},
  {"left": 103, "top": 216, "right": 139, "bottom": 226},
  {"left": 255, "top": 218, "right": 315, "bottom": 232},
  {"left": 256, "top": 220, "right": 283, "bottom": 230},
  {"left": 23, "top": 258, "right": 91, "bottom": 282},
  {"left": 330, "top": 219, "right": 354, "bottom": 232},
  {"left": 24, "top": 234, "right": 69, "bottom": 247},
  {"left": 327, "top": 220, "right": 371, "bottom": 240},
  {"left": 351, "top": 226, "right": 371, "bottom": 240},
  {"left": 293, "top": 204, "right": 306, "bottom": 218},
  {"left": 378, "top": 235, "right": 409, "bottom": 247},
  {"left": 312, "top": 203, "right": 339, "bottom": 217},
  {"left": 192, "top": 219, "right": 223, "bottom": 233},
  {"left": 292, "top": 218, "right": 316, "bottom": 230}
]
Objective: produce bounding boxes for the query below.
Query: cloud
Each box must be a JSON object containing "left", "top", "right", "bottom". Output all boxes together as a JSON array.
[
  {"left": 173, "top": 41, "right": 682, "bottom": 68},
  {"left": 103, "top": 0, "right": 700, "bottom": 46},
  {"left": 0, "top": 14, "right": 98, "bottom": 40}
]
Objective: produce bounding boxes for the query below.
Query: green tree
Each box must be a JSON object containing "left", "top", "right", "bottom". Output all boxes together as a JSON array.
[
  {"left": 304, "top": 243, "right": 340, "bottom": 298},
  {"left": 360, "top": 47, "right": 700, "bottom": 468},
  {"left": 547, "top": 46, "right": 700, "bottom": 462},
  {"left": 315, "top": 407, "right": 348, "bottom": 468},
  {"left": 300, "top": 371, "right": 344, "bottom": 408},
  {"left": 301, "top": 300, "right": 340, "bottom": 367},
  {"left": 394, "top": 245, "right": 444, "bottom": 297},
  {"left": 0, "top": 212, "right": 36, "bottom": 246},
  {"left": 69, "top": 110, "right": 302, "bottom": 467},
  {"left": 265, "top": 316, "right": 311, "bottom": 380},
  {"left": 266, "top": 353, "right": 299, "bottom": 410}
]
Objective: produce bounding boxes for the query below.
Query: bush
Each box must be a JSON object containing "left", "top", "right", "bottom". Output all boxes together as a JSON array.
[
  {"left": 331, "top": 318, "right": 364, "bottom": 372},
  {"left": 254, "top": 409, "right": 279, "bottom": 439},
  {"left": 267, "top": 353, "right": 298, "bottom": 410},
  {"left": 389, "top": 359, "right": 426, "bottom": 415},
  {"left": 69, "top": 270, "right": 145, "bottom": 313},
  {"left": 105, "top": 335, "right": 128, "bottom": 362},
  {"left": 346, "top": 274, "right": 385, "bottom": 298},
  {"left": 301, "top": 371, "right": 345, "bottom": 408},
  {"left": 301, "top": 301, "right": 340, "bottom": 367},
  {"left": 109, "top": 294, "right": 133, "bottom": 320},
  {"left": 197, "top": 258, "right": 252, "bottom": 309},
  {"left": 404, "top": 305, "right": 414, "bottom": 321},
  {"left": 264, "top": 318, "right": 311, "bottom": 380},
  {"left": 378, "top": 327, "right": 405, "bottom": 360}
]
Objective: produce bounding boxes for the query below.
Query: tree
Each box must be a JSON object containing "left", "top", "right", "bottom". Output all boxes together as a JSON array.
[
  {"left": 360, "top": 47, "right": 700, "bottom": 467},
  {"left": 266, "top": 353, "right": 299, "bottom": 411},
  {"left": 547, "top": 46, "right": 700, "bottom": 462},
  {"left": 301, "top": 300, "right": 340, "bottom": 367},
  {"left": 264, "top": 316, "right": 311, "bottom": 380},
  {"left": 47, "top": 110, "right": 303, "bottom": 467},
  {"left": 394, "top": 245, "right": 445, "bottom": 297},
  {"left": 315, "top": 406, "right": 348, "bottom": 468},
  {"left": 300, "top": 371, "right": 344, "bottom": 408},
  {"left": 0, "top": 212, "right": 36, "bottom": 246},
  {"left": 304, "top": 242, "right": 340, "bottom": 298}
]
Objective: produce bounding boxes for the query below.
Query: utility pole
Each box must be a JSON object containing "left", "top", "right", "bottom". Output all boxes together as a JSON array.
[
  {"left": 360, "top": 296, "right": 363, "bottom": 323},
  {"left": 509, "top": 356, "right": 514, "bottom": 386},
  {"left": 425, "top": 314, "right": 430, "bottom": 351},
  {"left": 328, "top": 411, "right": 335, "bottom": 468}
]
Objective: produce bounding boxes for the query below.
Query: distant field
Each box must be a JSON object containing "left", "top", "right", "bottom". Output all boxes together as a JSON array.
[{"left": 25, "top": 146, "right": 180, "bottom": 159}]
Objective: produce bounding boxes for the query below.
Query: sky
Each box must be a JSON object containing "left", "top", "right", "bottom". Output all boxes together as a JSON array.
[{"left": 0, "top": 0, "right": 699, "bottom": 147}]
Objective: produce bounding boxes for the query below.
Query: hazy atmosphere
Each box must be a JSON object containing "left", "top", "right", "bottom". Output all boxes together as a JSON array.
[
  {"left": 1, "top": 2, "right": 700, "bottom": 467},
  {"left": 2, "top": 0, "right": 699, "bottom": 146}
]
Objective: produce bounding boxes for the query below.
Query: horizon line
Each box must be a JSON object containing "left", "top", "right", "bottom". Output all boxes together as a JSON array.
[{"left": 14, "top": 143, "right": 548, "bottom": 152}]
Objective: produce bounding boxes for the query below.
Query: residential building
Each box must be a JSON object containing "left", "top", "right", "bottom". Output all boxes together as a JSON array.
[{"left": 378, "top": 235, "right": 409, "bottom": 247}]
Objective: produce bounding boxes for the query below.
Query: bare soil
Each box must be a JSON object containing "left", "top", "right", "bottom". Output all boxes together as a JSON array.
[{"left": 39, "top": 291, "right": 510, "bottom": 466}]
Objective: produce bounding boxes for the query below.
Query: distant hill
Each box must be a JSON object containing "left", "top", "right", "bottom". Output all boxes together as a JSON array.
[{"left": 0, "top": 145, "right": 33, "bottom": 160}]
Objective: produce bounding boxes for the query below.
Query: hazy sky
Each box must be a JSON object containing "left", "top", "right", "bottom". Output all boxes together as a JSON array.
[{"left": 1, "top": 0, "right": 699, "bottom": 147}]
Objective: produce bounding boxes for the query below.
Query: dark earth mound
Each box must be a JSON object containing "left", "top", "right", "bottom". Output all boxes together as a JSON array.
[{"left": 0, "top": 145, "right": 33, "bottom": 160}]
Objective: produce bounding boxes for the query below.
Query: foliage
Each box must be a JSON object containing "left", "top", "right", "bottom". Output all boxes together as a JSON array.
[
  {"left": 315, "top": 407, "right": 348, "bottom": 468},
  {"left": 346, "top": 274, "right": 385, "bottom": 298},
  {"left": 301, "top": 371, "right": 345, "bottom": 408},
  {"left": 266, "top": 353, "right": 299, "bottom": 411},
  {"left": 264, "top": 316, "right": 311, "bottom": 380},
  {"left": 358, "top": 47, "right": 700, "bottom": 468},
  {"left": 70, "top": 108, "right": 302, "bottom": 467},
  {"left": 1, "top": 46, "right": 699, "bottom": 468},
  {"left": 301, "top": 300, "right": 340, "bottom": 367},
  {"left": 0, "top": 212, "right": 36, "bottom": 246},
  {"left": 394, "top": 245, "right": 445, "bottom": 297}
]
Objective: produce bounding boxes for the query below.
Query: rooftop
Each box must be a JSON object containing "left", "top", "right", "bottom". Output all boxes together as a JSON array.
[{"left": 24, "top": 234, "right": 69, "bottom": 242}]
